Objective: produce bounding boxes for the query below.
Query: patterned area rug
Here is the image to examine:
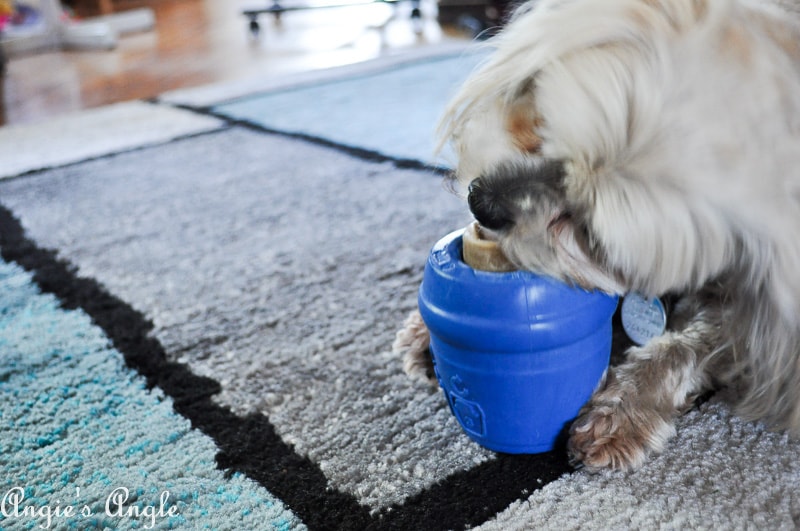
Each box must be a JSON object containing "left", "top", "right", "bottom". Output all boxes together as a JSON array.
[{"left": 1, "top": 44, "right": 799, "bottom": 530}]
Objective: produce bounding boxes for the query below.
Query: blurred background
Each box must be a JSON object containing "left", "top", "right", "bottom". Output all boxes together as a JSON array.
[{"left": 0, "top": 0, "right": 515, "bottom": 126}]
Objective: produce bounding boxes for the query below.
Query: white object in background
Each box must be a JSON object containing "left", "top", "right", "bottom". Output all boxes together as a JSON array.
[{"left": 0, "top": 1, "right": 154, "bottom": 56}]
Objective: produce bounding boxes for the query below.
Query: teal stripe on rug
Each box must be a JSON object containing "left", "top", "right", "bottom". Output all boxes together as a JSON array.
[
  {"left": 0, "top": 260, "right": 304, "bottom": 531},
  {"left": 212, "top": 52, "right": 486, "bottom": 165}
]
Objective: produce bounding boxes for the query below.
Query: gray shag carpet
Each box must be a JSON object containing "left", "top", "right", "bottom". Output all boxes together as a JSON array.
[{"left": 1, "top": 45, "right": 799, "bottom": 530}]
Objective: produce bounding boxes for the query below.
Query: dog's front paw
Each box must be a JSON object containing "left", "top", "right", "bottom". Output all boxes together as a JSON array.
[
  {"left": 393, "top": 309, "right": 437, "bottom": 385},
  {"left": 568, "top": 392, "right": 676, "bottom": 472}
]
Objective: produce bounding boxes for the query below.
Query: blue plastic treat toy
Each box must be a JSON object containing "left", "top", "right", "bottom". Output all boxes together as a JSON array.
[{"left": 418, "top": 223, "right": 619, "bottom": 454}]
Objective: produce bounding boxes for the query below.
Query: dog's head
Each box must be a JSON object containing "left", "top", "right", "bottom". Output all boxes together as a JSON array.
[
  {"left": 439, "top": 0, "right": 798, "bottom": 296},
  {"left": 464, "top": 157, "right": 623, "bottom": 292}
]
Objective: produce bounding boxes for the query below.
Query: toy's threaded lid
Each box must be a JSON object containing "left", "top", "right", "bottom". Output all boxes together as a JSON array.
[{"left": 461, "top": 221, "right": 516, "bottom": 272}]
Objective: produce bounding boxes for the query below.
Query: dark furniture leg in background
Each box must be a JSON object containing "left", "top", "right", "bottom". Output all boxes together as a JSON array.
[{"left": 244, "top": 0, "right": 418, "bottom": 39}]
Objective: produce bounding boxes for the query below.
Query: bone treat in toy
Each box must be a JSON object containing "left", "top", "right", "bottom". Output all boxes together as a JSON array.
[{"left": 461, "top": 221, "right": 516, "bottom": 272}]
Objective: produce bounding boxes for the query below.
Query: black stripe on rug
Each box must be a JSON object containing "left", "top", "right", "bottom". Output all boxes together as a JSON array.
[
  {"left": 0, "top": 203, "right": 573, "bottom": 530},
  {"left": 165, "top": 101, "right": 452, "bottom": 177}
]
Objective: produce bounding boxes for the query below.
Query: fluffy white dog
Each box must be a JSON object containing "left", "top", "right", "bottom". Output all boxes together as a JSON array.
[{"left": 396, "top": 0, "right": 800, "bottom": 471}]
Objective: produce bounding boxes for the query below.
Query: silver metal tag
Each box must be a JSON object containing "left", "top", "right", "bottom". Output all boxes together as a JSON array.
[{"left": 621, "top": 293, "right": 667, "bottom": 346}]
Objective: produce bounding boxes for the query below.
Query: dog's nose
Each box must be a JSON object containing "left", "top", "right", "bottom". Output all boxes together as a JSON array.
[{"left": 468, "top": 177, "right": 514, "bottom": 231}]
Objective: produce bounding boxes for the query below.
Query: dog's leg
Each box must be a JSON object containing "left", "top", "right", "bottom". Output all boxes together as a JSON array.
[
  {"left": 568, "top": 291, "right": 728, "bottom": 472},
  {"left": 393, "top": 309, "right": 437, "bottom": 385}
]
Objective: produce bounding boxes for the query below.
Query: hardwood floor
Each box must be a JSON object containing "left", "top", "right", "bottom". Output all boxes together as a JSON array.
[{"left": 1, "top": 0, "right": 469, "bottom": 126}]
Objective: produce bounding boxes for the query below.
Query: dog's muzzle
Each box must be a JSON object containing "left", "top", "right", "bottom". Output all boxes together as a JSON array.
[
  {"left": 467, "top": 177, "right": 515, "bottom": 231},
  {"left": 467, "top": 159, "right": 567, "bottom": 232}
]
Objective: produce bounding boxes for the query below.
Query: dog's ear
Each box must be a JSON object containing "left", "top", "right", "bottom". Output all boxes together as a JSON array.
[{"left": 506, "top": 89, "right": 543, "bottom": 154}]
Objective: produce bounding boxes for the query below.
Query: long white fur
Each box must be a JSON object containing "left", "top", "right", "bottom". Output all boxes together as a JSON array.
[{"left": 442, "top": 0, "right": 800, "bottom": 294}]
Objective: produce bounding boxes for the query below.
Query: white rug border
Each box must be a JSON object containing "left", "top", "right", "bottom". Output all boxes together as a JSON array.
[{"left": 0, "top": 101, "right": 224, "bottom": 180}]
